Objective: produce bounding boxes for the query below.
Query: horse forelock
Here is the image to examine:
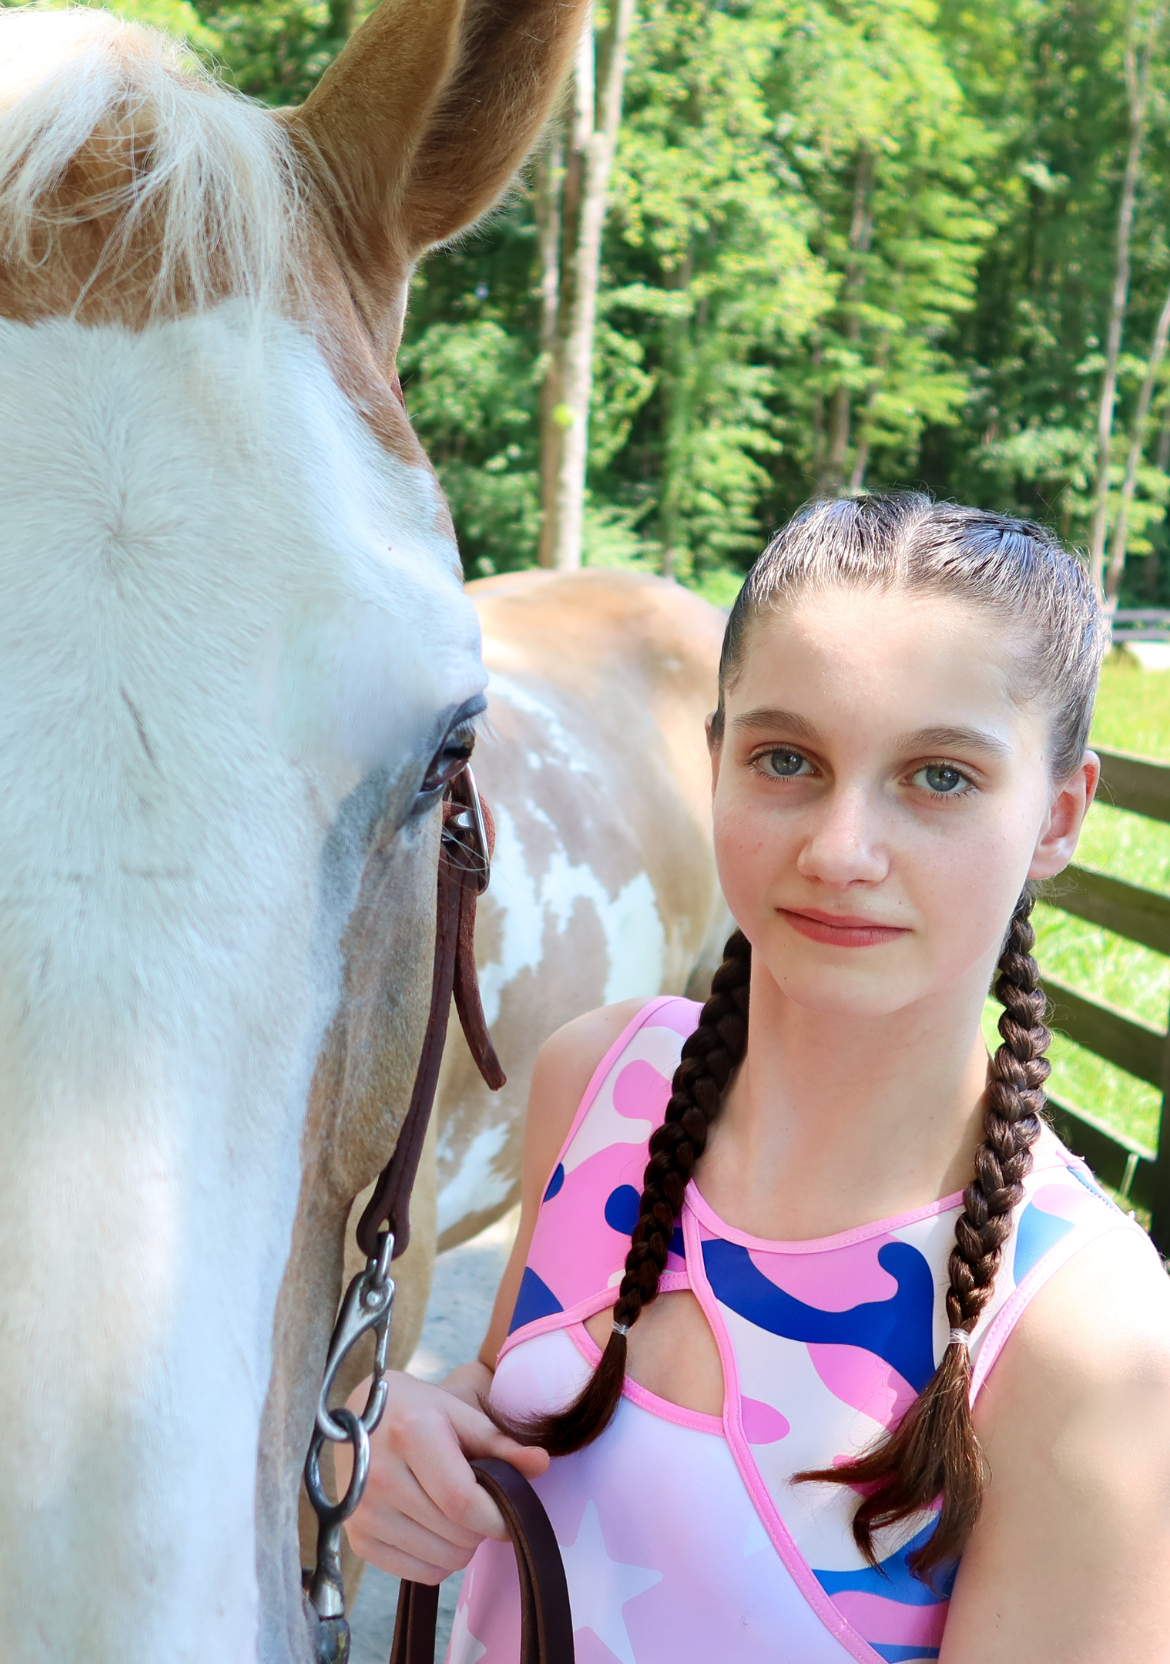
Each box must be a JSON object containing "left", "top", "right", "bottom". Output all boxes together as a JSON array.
[{"left": 0, "top": 6, "right": 308, "bottom": 321}]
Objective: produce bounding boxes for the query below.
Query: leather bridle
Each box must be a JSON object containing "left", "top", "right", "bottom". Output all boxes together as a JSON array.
[
  {"left": 303, "top": 763, "right": 506, "bottom": 1660},
  {"left": 302, "top": 764, "right": 574, "bottom": 1662}
]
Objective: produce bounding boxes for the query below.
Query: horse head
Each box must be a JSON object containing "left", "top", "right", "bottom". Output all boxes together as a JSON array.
[{"left": 0, "top": 3, "right": 582, "bottom": 1659}]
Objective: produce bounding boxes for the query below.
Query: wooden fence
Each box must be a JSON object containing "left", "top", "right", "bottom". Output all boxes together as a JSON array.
[
  {"left": 1112, "top": 609, "right": 1170, "bottom": 644},
  {"left": 1043, "top": 747, "right": 1170, "bottom": 1251}
]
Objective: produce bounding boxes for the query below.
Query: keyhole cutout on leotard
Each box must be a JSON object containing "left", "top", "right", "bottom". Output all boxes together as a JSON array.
[{"left": 584, "top": 1290, "right": 724, "bottom": 1417}]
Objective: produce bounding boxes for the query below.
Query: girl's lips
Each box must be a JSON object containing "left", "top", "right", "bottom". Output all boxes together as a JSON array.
[{"left": 779, "top": 907, "right": 910, "bottom": 948}]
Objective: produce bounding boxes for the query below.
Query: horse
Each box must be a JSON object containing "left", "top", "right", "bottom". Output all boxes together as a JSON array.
[
  {"left": 0, "top": 4, "right": 585, "bottom": 1659},
  {"left": 320, "top": 568, "right": 730, "bottom": 1598}
]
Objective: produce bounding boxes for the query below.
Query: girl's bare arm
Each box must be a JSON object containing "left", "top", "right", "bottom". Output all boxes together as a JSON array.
[{"left": 943, "top": 1226, "right": 1170, "bottom": 1662}]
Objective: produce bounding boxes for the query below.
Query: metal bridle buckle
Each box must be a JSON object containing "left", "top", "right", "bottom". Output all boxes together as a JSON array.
[{"left": 304, "top": 1229, "right": 395, "bottom": 1655}]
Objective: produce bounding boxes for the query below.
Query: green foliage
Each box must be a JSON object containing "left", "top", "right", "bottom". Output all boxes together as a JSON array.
[
  {"left": 60, "top": 0, "right": 1170, "bottom": 600},
  {"left": 396, "top": 0, "right": 1011, "bottom": 584},
  {"left": 400, "top": 313, "right": 543, "bottom": 574}
]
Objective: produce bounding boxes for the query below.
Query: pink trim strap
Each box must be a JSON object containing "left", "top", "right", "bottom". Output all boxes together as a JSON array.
[
  {"left": 680, "top": 1203, "right": 888, "bottom": 1664},
  {"left": 567, "top": 1321, "right": 725, "bottom": 1436}
]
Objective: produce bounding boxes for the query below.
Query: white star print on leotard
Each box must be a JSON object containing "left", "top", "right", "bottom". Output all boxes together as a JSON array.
[
  {"left": 448, "top": 1561, "right": 488, "bottom": 1664},
  {"left": 560, "top": 1500, "right": 662, "bottom": 1664}
]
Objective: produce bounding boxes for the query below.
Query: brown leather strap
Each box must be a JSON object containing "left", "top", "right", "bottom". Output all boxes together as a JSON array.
[
  {"left": 387, "top": 1579, "right": 439, "bottom": 1664},
  {"left": 356, "top": 767, "right": 505, "bottom": 1261},
  {"left": 388, "top": 1461, "right": 575, "bottom": 1664}
]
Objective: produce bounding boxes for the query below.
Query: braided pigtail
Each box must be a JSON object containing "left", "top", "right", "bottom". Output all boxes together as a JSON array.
[
  {"left": 505, "top": 930, "right": 752, "bottom": 1458},
  {"left": 796, "top": 888, "right": 1050, "bottom": 1577}
]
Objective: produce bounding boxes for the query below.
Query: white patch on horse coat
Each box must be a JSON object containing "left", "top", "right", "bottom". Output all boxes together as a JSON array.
[
  {"left": 486, "top": 673, "right": 592, "bottom": 772},
  {"left": 435, "top": 1122, "right": 513, "bottom": 1237},
  {"left": 0, "top": 307, "right": 482, "bottom": 1660},
  {"left": 478, "top": 804, "right": 667, "bottom": 1028}
]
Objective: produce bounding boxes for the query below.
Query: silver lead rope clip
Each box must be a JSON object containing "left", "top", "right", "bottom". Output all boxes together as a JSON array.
[{"left": 304, "top": 1228, "right": 396, "bottom": 1656}]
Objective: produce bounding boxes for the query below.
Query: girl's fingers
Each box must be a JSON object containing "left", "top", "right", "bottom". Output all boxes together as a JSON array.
[
  {"left": 438, "top": 1396, "right": 551, "bottom": 1479},
  {"left": 342, "top": 1370, "right": 553, "bottom": 1561},
  {"left": 363, "top": 1450, "right": 487, "bottom": 1552},
  {"left": 393, "top": 1406, "right": 512, "bottom": 1542},
  {"left": 343, "top": 1528, "right": 458, "bottom": 1587},
  {"left": 345, "top": 1495, "right": 479, "bottom": 1580}
]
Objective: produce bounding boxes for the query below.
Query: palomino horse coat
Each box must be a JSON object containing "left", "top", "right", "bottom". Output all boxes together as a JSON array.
[{"left": 0, "top": 4, "right": 585, "bottom": 1661}]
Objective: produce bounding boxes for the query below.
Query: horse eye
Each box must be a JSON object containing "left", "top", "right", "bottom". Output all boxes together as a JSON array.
[{"left": 419, "top": 722, "right": 475, "bottom": 796}]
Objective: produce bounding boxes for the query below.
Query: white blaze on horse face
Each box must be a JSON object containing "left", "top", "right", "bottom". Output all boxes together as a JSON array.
[{"left": 0, "top": 306, "right": 483, "bottom": 1661}]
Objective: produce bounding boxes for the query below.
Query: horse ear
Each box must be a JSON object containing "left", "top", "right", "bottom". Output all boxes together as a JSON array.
[{"left": 291, "top": 0, "right": 583, "bottom": 271}]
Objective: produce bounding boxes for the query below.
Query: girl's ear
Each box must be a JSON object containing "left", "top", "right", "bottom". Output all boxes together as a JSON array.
[
  {"left": 706, "top": 712, "right": 722, "bottom": 795},
  {"left": 1028, "top": 750, "right": 1101, "bottom": 880}
]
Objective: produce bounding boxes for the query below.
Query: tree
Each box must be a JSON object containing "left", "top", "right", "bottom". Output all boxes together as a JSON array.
[
  {"left": 1106, "top": 269, "right": 1170, "bottom": 596},
  {"left": 537, "top": 0, "right": 636, "bottom": 570},
  {"left": 773, "top": 0, "right": 996, "bottom": 502},
  {"left": 1087, "top": 0, "right": 1166, "bottom": 596},
  {"left": 598, "top": 0, "right": 829, "bottom": 578},
  {"left": 102, "top": 0, "right": 1170, "bottom": 604}
]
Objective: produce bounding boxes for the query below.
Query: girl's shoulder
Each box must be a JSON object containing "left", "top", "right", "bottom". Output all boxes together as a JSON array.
[
  {"left": 956, "top": 1214, "right": 1170, "bottom": 1655},
  {"left": 521, "top": 995, "right": 695, "bottom": 1205},
  {"left": 501, "top": 996, "right": 699, "bottom": 1339}
]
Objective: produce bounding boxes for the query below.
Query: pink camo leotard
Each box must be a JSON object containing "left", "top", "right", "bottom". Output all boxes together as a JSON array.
[{"left": 448, "top": 996, "right": 1153, "bottom": 1664}]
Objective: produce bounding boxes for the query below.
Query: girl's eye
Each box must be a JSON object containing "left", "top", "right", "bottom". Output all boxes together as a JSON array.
[
  {"left": 915, "top": 762, "right": 970, "bottom": 796},
  {"left": 758, "top": 748, "right": 814, "bottom": 779}
]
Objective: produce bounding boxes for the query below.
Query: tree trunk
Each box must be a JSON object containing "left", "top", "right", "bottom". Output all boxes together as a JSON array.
[
  {"left": 1105, "top": 272, "right": 1170, "bottom": 599},
  {"left": 657, "top": 246, "right": 695, "bottom": 578},
  {"left": 535, "top": 126, "right": 565, "bottom": 557},
  {"left": 328, "top": 0, "right": 354, "bottom": 42},
  {"left": 1149, "top": 416, "right": 1170, "bottom": 597},
  {"left": 809, "top": 333, "right": 825, "bottom": 484},
  {"left": 819, "top": 148, "right": 873, "bottom": 496},
  {"left": 1088, "top": 0, "right": 1165, "bottom": 595},
  {"left": 848, "top": 328, "right": 891, "bottom": 493},
  {"left": 538, "top": 0, "right": 637, "bottom": 570}
]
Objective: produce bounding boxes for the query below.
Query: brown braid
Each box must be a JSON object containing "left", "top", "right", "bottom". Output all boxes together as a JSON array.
[
  {"left": 502, "top": 929, "right": 753, "bottom": 1457},
  {"left": 795, "top": 888, "right": 1051, "bottom": 1576}
]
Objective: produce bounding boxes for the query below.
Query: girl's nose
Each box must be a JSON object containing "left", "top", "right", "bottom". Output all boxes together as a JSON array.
[{"left": 795, "top": 786, "right": 889, "bottom": 888}]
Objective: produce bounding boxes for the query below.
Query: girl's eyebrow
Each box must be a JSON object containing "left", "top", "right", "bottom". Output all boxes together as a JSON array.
[
  {"left": 731, "top": 711, "right": 1011, "bottom": 760},
  {"left": 732, "top": 706, "right": 823, "bottom": 742},
  {"left": 898, "top": 724, "right": 1011, "bottom": 758}
]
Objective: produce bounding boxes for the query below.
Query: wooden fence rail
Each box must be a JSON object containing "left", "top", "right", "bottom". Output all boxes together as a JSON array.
[{"left": 1042, "top": 747, "right": 1170, "bottom": 1248}]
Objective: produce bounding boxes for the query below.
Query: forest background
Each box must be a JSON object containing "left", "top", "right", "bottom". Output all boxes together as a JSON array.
[{"left": 40, "top": 0, "right": 1170, "bottom": 607}]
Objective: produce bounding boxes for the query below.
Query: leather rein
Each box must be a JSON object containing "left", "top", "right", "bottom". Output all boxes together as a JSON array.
[{"left": 303, "top": 764, "right": 506, "bottom": 1661}]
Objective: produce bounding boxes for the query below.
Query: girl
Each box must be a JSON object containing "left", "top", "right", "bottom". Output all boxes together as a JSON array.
[{"left": 346, "top": 495, "right": 1170, "bottom": 1663}]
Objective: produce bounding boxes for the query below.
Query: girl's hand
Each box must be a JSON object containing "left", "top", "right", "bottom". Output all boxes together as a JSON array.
[{"left": 339, "top": 1364, "right": 550, "bottom": 1584}]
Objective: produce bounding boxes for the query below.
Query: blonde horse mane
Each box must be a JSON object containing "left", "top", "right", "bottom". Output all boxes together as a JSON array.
[{"left": 0, "top": 6, "right": 306, "bottom": 315}]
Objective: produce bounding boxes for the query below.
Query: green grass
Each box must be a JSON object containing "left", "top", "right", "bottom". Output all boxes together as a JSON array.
[{"left": 1020, "top": 654, "right": 1170, "bottom": 1167}]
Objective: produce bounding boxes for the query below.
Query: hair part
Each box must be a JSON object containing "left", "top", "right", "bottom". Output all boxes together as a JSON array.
[
  {"left": 502, "top": 494, "right": 1101, "bottom": 1579},
  {"left": 0, "top": 6, "right": 307, "bottom": 318}
]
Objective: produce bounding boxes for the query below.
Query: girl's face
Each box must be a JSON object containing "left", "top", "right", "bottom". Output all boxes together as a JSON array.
[{"left": 710, "top": 585, "right": 1098, "bottom": 1020}]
